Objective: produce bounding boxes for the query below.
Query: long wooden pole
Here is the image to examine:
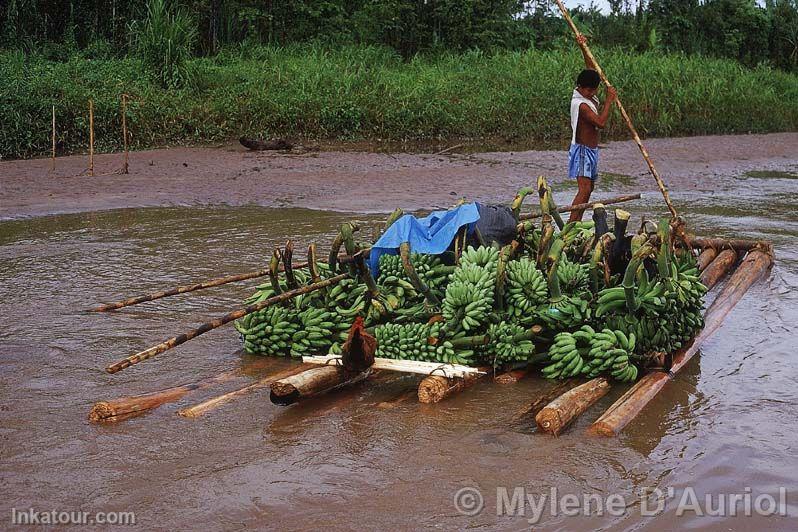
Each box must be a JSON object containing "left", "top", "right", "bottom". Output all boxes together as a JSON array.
[
  {"left": 552, "top": 0, "right": 677, "bottom": 219},
  {"left": 51, "top": 105, "right": 56, "bottom": 172},
  {"left": 588, "top": 249, "right": 773, "bottom": 436},
  {"left": 105, "top": 273, "right": 349, "bottom": 374},
  {"left": 517, "top": 193, "right": 641, "bottom": 221},
  {"left": 89, "top": 262, "right": 309, "bottom": 312},
  {"left": 88, "top": 99, "right": 95, "bottom": 177},
  {"left": 121, "top": 94, "right": 129, "bottom": 174}
]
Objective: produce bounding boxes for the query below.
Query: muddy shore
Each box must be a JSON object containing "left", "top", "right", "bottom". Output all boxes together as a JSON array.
[{"left": 2, "top": 132, "right": 796, "bottom": 219}]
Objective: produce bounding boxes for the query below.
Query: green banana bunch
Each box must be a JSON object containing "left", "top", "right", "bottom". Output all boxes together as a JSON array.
[
  {"left": 375, "top": 322, "right": 459, "bottom": 364},
  {"left": 595, "top": 273, "right": 667, "bottom": 317},
  {"left": 582, "top": 328, "right": 639, "bottom": 382},
  {"left": 541, "top": 329, "right": 589, "bottom": 379},
  {"left": 378, "top": 253, "right": 452, "bottom": 297},
  {"left": 289, "top": 307, "right": 349, "bottom": 358},
  {"left": 486, "top": 321, "right": 536, "bottom": 364},
  {"left": 460, "top": 245, "right": 500, "bottom": 274},
  {"left": 442, "top": 278, "right": 494, "bottom": 332},
  {"left": 557, "top": 256, "right": 590, "bottom": 297},
  {"left": 504, "top": 257, "right": 548, "bottom": 320},
  {"left": 234, "top": 305, "right": 300, "bottom": 357}
]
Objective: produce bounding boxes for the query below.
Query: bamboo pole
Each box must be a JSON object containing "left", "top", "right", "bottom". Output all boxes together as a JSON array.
[
  {"left": 696, "top": 247, "right": 718, "bottom": 271},
  {"left": 179, "top": 363, "right": 311, "bottom": 418},
  {"left": 105, "top": 273, "right": 349, "bottom": 374},
  {"left": 89, "top": 262, "right": 309, "bottom": 312},
  {"left": 535, "top": 377, "right": 610, "bottom": 435},
  {"left": 699, "top": 248, "right": 737, "bottom": 287},
  {"left": 88, "top": 99, "right": 94, "bottom": 177},
  {"left": 51, "top": 105, "right": 56, "bottom": 172},
  {"left": 552, "top": 0, "right": 677, "bottom": 219},
  {"left": 517, "top": 193, "right": 640, "bottom": 223},
  {"left": 121, "top": 94, "right": 129, "bottom": 174},
  {"left": 588, "top": 249, "right": 773, "bottom": 436}
]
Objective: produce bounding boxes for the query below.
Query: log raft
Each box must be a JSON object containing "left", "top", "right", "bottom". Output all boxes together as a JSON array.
[{"left": 588, "top": 249, "right": 773, "bottom": 437}]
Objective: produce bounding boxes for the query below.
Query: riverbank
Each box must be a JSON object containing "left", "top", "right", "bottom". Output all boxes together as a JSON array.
[
  {"left": 3, "top": 45, "right": 798, "bottom": 160},
  {"left": 2, "top": 132, "right": 797, "bottom": 219}
]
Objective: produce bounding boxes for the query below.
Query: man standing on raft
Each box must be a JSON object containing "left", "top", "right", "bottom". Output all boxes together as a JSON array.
[{"left": 568, "top": 34, "right": 617, "bottom": 222}]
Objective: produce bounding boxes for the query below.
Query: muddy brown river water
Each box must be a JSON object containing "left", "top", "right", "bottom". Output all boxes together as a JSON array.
[{"left": 1, "top": 135, "right": 798, "bottom": 530}]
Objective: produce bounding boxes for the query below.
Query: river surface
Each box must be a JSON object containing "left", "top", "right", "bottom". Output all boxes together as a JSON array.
[{"left": 1, "top": 144, "right": 798, "bottom": 530}]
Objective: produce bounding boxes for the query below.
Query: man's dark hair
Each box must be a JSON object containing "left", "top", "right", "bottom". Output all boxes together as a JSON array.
[{"left": 576, "top": 69, "right": 601, "bottom": 89}]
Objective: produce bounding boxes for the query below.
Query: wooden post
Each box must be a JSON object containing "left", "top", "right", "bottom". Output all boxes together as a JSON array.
[
  {"left": 51, "top": 105, "right": 56, "bottom": 172},
  {"left": 535, "top": 377, "right": 610, "bottom": 435},
  {"left": 552, "top": 0, "right": 677, "bottom": 219},
  {"left": 88, "top": 99, "right": 94, "bottom": 176},
  {"left": 270, "top": 365, "right": 370, "bottom": 405},
  {"left": 105, "top": 273, "right": 349, "bottom": 374},
  {"left": 588, "top": 249, "right": 773, "bottom": 437},
  {"left": 696, "top": 247, "right": 718, "bottom": 271},
  {"left": 699, "top": 248, "right": 737, "bottom": 287},
  {"left": 121, "top": 94, "right": 129, "bottom": 174},
  {"left": 89, "top": 262, "right": 309, "bottom": 312}
]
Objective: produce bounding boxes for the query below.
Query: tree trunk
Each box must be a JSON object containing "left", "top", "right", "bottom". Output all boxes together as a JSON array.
[
  {"left": 417, "top": 367, "right": 491, "bottom": 404},
  {"left": 270, "top": 365, "right": 370, "bottom": 405},
  {"left": 536, "top": 377, "right": 610, "bottom": 435},
  {"left": 696, "top": 247, "right": 718, "bottom": 271},
  {"left": 699, "top": 248, "right": 737, "bottom": 287}
]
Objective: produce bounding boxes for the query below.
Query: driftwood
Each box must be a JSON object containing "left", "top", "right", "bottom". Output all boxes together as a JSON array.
[
  {"left": 535, "top": 377, "right": 610, "bottom": 435},
  {"left": 270, "top": 365, "right": 371, "bottom": 405},
  {"left": 179, "top": 363, "right": 311, "bottom": 418},
  {"left": 239, "top": 137, "right": 293, "bottom": 151},
  {"left": 699, "top": 248, "right": 737, "bottom": 287},
  {"left": 105, "top": 273, "right": 349, "bottom": 374},
  {"left": 588, "top": 249, "right": 773, "bottom": 437},
  {"left": 89, "top": 262, "right": 309, "bottom": 312},
  {"left": 696, "top": 247, "right": 718, "bottom": 271},
  {"left": 89, "top": 369, "right": 240, "bottom": 422}
]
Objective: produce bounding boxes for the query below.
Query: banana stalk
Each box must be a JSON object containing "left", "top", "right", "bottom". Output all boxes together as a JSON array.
[
  {"left": 546, "top": 239, "right": 567, "bottom": 302},
  {"left": 383, "top": 208, "right": 404, "bottom": 235},
  {"left": 537, "top": 175, "right": 565, "bottom": 230},
  {"left": 282, "top": 240, "right": 298, "bottom": 289},
  {"left": 269, "top": 249, "right": 283, "bottom": 295},
  {"left": 537, "top": 214, "right": 554, "bottom": 270},
  {"left": 307, "top": 243, "right": 322, "bottom": 284},
  {"left": 511, "top": 186, "right": 535, "bottom": 220},
  {"left": 592, "top": 203, "right": 609, "bottom": 237},
  {"left": 495, "top": 243, "right": 515, "bottom": 312},
  {"left": 589, "top": 233, "right": 614, "bottom": 293},
  {"left": 656, "top": 218, "right": 671, "bottom": 278},
  {"left": 622, "top": 243, "right": 655, "bottom": 312},
  {"left": 399, "top": 242, "right": 441, "bottom": 307}
]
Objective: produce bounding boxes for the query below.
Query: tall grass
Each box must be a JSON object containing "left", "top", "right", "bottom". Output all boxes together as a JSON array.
[
  {"left": 1, "top": 44, "right": 797, "bottom": 160},
  {"left": 128, "top": 0, "right": 197, "bottom": 89}
]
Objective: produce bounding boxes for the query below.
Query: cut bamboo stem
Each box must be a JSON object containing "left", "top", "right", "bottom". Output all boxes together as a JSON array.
[
  {"left": 89, "top": 369, "right": 241, "bottom": 422},
  {"left": 588, "top": 249, "right": 773, "bottom": 437},
  {"left": 270, "top": 365, "right": 371, "bottom": 405},
  {"left": 179, "top": 363, "right": 311, "bottom": 418},
  {"left": 89, "top": 262, "right": 309, "bottom": 312},
  {"left": 105, "top": 273, "right": 348, "bottom": 374},
  {"left": 700, "top": 248, "right": 737, "bottom": 287},
  {"left": 696, "top": 247, "right": 718, "bottom": 271},
  {"left": 535, "top": 377, "right": 610, "bottom": 435},
  {"left": 88, "top": 99, "right": 94, "bottom": 177},
  {"left": 553, "top": 0, "right": 677, "bottom": 219}
]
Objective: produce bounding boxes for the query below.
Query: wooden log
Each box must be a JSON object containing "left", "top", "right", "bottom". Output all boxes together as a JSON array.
[
  {"left": 105, "top": 273, "right": 348, "bottom": 374},
  {"left": 417, "top": 366, "right": 492, "bottom": 404},
  {"left": 377, "top": 389, "right": 418, "bottom": 409},
  {"left": 239, "top": 137, "right": 293, "bottom": 151},
  {"left": 494, "top": 368, "right": 529, "bottom": 384},
  {"left": 588, "top": 249, "right": 773, "bottom": 437},
  {"left": 270, "top": 365, "right": 370, "bottom": 405},
  {"left": 510, "top": 379, "right": 581, "bottom": 423},
  {"left": 89, "top": 261, "right": 310, "bottom": 312},
  {"left": 179, "top": 363, "right": 310, "bottom": 418},
  {"left": 691, "top": 237, "right": 772, "bottom": 254},
  {"left": 700, "top": 248, "right": 737, "bottom": 287},
  {"left": 535, "top": 377, "right": 610, "bottom": 435},
  {"left": 696, "top": 247, "right": 718, "bottom": 271},
  {"left": 89, "top": 369, "right": 240, "bottom": 422},
  {"left": 517, "top": 193, "right": 641, "bottom": 222}
]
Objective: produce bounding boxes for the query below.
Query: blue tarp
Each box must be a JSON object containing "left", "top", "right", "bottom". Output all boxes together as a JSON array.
[{"left": 368, "top": 203, "right": 481, "bottom": 277}]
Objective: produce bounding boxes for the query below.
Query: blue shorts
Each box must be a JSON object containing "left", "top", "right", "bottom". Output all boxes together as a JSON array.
[{"left": 568, "top": 143, "right": 599, "bottom": 181}]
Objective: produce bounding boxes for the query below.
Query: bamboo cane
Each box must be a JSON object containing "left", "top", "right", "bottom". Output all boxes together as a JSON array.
[
  {"left": 89, "top": 262, "right": 309, "bottom": 312},
  {"left": 51, "top": 105, "right": 56, "bottom": 172},
  {"left": 88, "top": 99, "right": 94, "bottom": 177},
  {"left": 588, "top": 249, "right": 773, "bottom": 436},
  {"left": 552, "top": 0, "right": 677, "bottom": 219},
  {"left": 105, "top": 273, "right": 349, "bottom": 374},
  {"left": 179, "top": 363, "right": 311, "bottom": 418},
  {"left": 121, "top": 94, "right": 129, "bottom": 174}
]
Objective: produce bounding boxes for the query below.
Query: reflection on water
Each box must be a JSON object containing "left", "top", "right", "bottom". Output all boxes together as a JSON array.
[{"left": 1, "top": 171, "right": 797, "bottom": 528}]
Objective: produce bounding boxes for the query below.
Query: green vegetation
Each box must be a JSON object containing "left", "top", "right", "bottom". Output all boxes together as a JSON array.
[{"left": 2, "top": 44, "right": 798, "bottom": 160}]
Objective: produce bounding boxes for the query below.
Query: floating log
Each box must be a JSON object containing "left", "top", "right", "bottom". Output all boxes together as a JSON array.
[
  {"left": 535, "top": 377, "right": 610, "bottom": 436},
  {"left": 696, "top": 247, "right": 718, "bottom": 271},
  {"left": 89, "top": 369, "right": 240, "bottom": 422},
  {"left": 691, "top": 237, "right": 772, "bottom": 254},
  {"left": 517, "top": 193, "right": 641, "bottom": 221},
  {"left": 494, "top": 368, "right": 529, "bottom": 385},
  {"left": 303, "top": 355, "right": 485, "bottom": 379},
  {"left": 89, "top": 262, "right": 309, "bottom": 312},
  {"left": 699, "top": 248, "right": 737, "bottom": 287},
  {"left": 239, "top": 137, "right": 293, "bottom": 151},
  {"left": 105, "top": 273, "right": 349, "bottom": 374},
  {"left": 270, "top": 365, "right": 371, "bottom": 405},
  {"left": 511, "top": 379, "right": 581, "bottom": 423},
  {"left": 417, "top": 370, "right": 488, "bottom": 404},
  {"left": 179, "top": 363, "right": 311, "bottom": 418},
  {"left": 377, "top": 389, "right": 418, "bottom": 409},
  {"left": 588, "top": 249, "right": 773, "bottom": 437}
]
